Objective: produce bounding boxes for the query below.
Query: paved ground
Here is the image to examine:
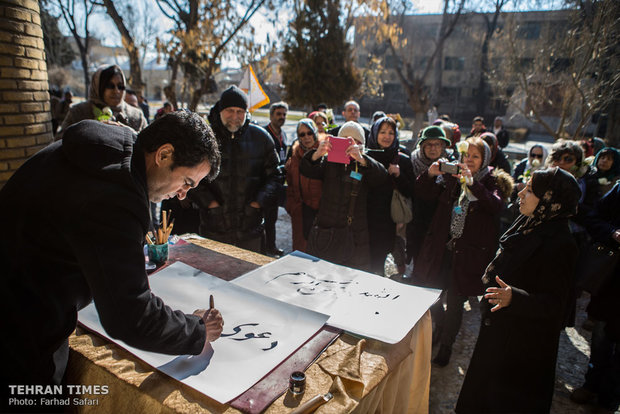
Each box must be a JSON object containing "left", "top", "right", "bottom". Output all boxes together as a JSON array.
[{"left": 273, "top": 208, "right": 601, "bottom": 414}]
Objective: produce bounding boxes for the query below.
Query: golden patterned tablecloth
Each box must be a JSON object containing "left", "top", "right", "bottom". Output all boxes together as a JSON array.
[{"left": 66, "top": 238, "right": 431, "bottom": 413}]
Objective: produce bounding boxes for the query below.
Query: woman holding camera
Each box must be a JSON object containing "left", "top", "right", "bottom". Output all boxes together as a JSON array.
[
  {"left": 300, "top": 121, "right": 387, "bottom": 271},
  {"left": 412, "top": 137, "right": 513, "bottom": 366},
  {"left": 456, "top": 167, "right": 581, "bottom": 413}
]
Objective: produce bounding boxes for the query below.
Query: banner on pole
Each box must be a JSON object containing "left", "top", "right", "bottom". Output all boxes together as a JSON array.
[{"left": 239, "top": 65, "right": 270, "bottom": 112}]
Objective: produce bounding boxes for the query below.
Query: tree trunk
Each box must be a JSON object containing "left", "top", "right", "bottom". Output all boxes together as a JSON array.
[
  {"left": 102, "top": 0, "right": 144, "bottom": 94},
  {"left": 163, "top": 57, "right": 179, "bottom": 109},
  {"left": 605, "top": 97, "right": 620, "bottom": 147},
  {"left": 79, "top": 46, "right": 89, "bottom": 98}
]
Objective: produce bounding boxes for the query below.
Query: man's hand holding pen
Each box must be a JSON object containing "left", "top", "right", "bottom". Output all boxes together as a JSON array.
[{"left": 193, "top": 295, "right": 224, "bottom": 344}]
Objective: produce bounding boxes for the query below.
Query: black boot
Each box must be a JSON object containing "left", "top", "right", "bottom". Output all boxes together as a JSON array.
[{"left": 432, "top": 344, "right": 452, "bottom": 367}]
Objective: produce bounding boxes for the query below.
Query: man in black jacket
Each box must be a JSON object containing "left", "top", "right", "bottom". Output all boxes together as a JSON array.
[
  {"left": 191, "top": 86, "right": 279, "bottom": 253},
  {"left": 262, "top": 101, "right": 289, "bottom": 257},
  {"left": 0, "top": 112, "right": 223, "bottom": 406}
]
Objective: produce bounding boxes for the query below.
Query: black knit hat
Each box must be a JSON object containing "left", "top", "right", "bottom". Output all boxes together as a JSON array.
[{"left": 220, "top": 85, "right": 248, "bottom": 110}]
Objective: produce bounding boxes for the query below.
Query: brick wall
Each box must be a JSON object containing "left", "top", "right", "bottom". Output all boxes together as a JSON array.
[{"left": 0, "top": 0, "right": 52, "bottom": 188}]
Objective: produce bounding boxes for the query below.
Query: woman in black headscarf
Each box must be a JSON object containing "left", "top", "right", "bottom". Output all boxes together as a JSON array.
[
  {"left": 456, "top": 167, "right": 582, "bottom": 414},
  {"left": 365, "top": 116, "right": 415, "bottom": 275}
]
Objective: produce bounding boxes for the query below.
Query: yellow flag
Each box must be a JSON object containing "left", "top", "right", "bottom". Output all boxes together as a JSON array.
[{"left": 239, "top": 65, "right": 270, "bottom": 112}]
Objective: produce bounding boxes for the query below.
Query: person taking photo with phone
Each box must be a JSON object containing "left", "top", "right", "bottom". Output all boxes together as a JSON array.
[
  {"left": 411, "top": 136, "right": 513, "bottom": 366},
  {"left": 300, "top": 121, "right": 387, "bottom": 271}
]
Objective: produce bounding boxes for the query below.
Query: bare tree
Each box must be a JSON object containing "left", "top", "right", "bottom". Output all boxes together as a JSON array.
[
  {"left": 474, "top": 0, "right": 510, "bottom": 116},
  {"left": 488, "top": 0, "right": 620, "bottom": 143},
  {"left": 47, "top": 0, "right": 96, "bottom": 97},
  {"left": 97, "top": 0, "right": 145, "bottom": 94},
  {"left": 357, "top": 0, "right": 466, "bottom": 135},
  {"left": 155, "top": 0, "right": 272, "bottom": 111}
]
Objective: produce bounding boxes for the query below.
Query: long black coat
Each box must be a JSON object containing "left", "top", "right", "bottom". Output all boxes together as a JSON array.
[
  {"left": 366, "top": 151, "right": 415, "bottom": 274},
  {"left": 456, "top": 218, "right": 577, "bottom": 413},
  {"left": 300, "top": 150, "right": 387, "bottom": 271},
  {"left": 585, "top": 183, "right": 620, "bottom": 341},
  {"left": 0, "top": 121, "right": 205, "bottom": 386},
  {"left": 190, "top": 102, "right": 279, "bottom": 245}
]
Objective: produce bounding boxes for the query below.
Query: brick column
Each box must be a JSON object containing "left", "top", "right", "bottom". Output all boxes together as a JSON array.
[{"left": 0, "top": 0, "right": 52, "bottom": 188}]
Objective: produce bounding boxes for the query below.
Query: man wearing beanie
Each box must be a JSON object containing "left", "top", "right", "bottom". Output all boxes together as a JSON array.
[
  {"left": 327, "top": 100, "right": 370, "bottom": 141},
  {"left": 190, "top": 85, "right": 279, "bottom": 252}
]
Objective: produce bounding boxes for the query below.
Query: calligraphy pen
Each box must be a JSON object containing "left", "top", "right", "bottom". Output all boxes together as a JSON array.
[{"left": 290, "top": 392, "right": 333, "bottom": 414}]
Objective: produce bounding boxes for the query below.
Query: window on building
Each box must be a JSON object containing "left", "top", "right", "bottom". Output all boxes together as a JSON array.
[
  {"left": 385, "top": 54, "right": 400, "bottom": 69},
  {"left": 383, "top": 82, "right": 402, "bottom": 94},
  {"left": 550, "top": 58, "right": 572, "bottom": 73},
  {"left": 440, "top": 87, "right": 461, "bottom": 98},
  {"left": 518, "top": 58, "right": 534, "bottom": 71},
  {"left": 416, "top": 56, "right": 430, "bottom": 70},
  {"left": 516, "top": 22, "right": 541, "bottom": 40},
  {"left": 444, "top": 57, "right": 465, "bottom": 71}
]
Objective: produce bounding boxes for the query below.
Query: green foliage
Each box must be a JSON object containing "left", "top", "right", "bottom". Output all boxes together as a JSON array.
[
  {"left": 40, "top": 7, "right": 76, "bottom": 68},
  {"left": 281, "top": 0, "right": 361, "bottom": 108}
]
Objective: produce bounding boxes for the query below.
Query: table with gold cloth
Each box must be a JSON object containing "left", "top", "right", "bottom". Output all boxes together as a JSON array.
[{"left": 66, "top": 238, "right": 432, "bottom": 413}]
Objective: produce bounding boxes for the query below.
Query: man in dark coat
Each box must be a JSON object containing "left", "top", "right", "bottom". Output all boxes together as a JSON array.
[
  {"left": 0, "top": 113, "right": 224, "bottom": 409},
  {"left": 262, "top": 101, "right": 289, "bottom": 257},
  {"left": 190, "top": 86, "right": 279, "bottom": 253},
  {"left": 571, "top": 182, "right": 620, "bottom": 412}
]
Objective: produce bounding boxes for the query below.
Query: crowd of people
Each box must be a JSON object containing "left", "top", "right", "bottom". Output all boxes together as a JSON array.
[{"left": 8, "top": 63, "right": 619, "bottom": 413}]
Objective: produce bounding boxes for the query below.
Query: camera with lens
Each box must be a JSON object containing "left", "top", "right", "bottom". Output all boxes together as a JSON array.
[{"left": 439, "top": 161, "right": 461, "bottom": 175}]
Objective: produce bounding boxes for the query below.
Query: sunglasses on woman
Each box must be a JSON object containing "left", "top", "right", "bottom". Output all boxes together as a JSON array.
[
  {"left": 530, "top": 153, "right": 543, "bottom": 159},
  {"left": 105, "top": 83, "right": 126, "bottom": 91},
  {"left": 298, "top": 132, "right": 314, "bottom": 138},
  {"left": 557, "top": 155, "right": 576, "bottom": 163}
]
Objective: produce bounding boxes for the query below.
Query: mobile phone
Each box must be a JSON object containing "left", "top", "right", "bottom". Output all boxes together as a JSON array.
[
  {"left": 439, "top": 161, "right": 461, "bottom": 175},
  {"left": 327, "top": 136, "right": 352, "bottom": 164}
]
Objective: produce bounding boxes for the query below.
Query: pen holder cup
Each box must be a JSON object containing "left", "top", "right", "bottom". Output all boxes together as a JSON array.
[{"left": 147, "top": 243, "right": 169, "bottom": 266}]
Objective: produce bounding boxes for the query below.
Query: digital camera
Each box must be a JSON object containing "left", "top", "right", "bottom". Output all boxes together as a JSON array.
[{"left": 439, "top": 161, "right": 461, "bottom": 175}]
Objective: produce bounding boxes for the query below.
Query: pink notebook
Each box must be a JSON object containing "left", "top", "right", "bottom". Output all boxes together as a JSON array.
[{"left": 327, "top": 136, "right": 353, "bottom": 164}]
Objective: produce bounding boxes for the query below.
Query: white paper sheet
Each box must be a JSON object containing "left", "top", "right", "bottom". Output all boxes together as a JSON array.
[
  {"left": 78, "top": 261, "right": 329, "bottom": 404},
  {"left": 233, "top": 251, "right": 441, "bottom": 344}
]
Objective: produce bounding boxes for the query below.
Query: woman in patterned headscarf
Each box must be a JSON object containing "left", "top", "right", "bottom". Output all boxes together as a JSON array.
[
  {"left": 285, "top": 119, "right": 323, "bottom": 252},
  {"left": 412, "top": 136, "right": 514, "bottom": 366},
  {"left": 456, "top": 167, "right": 581, "bottom": 414},
  {"left": 56, "top": 64, "right": 147, "bottom": 140}
]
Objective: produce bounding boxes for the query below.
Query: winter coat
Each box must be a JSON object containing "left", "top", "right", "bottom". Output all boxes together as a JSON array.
[
  {"left": 0, "top": 121, "right": 206, "bottom": 386},
  {"left": 285, "top": 140, "right": 323, "bottom": 251},
  {"left": 491, "top": 148, "right": 512, "bottom": 175},
  {"left": 585, "top": 183, "right": 620, "bottom": 341},
  {"left": 495, "top": 127, "right": 509, "bottom": 148},
  {"left": 412, "top": 169, "right": 506, "bottom": 295},
  {"left": 190, "top": 101, "right": 279, "bottom": 246},
  {"left": 300, "top": 150, "right": 387, "bottom": 271},
  {"left": 456, "top": 218, "right": 578, "bottom": 413},
  {"left": 58, "top": 100, "right": 147, "bottom": 140}
]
